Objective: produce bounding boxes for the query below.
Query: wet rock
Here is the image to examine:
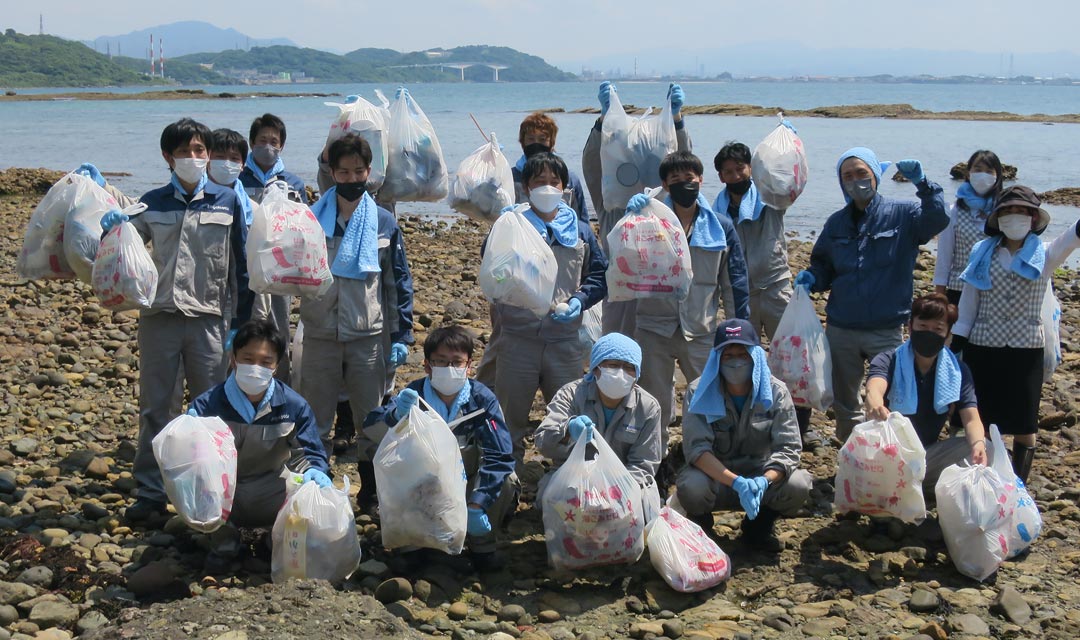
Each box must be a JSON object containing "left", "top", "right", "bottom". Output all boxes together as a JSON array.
[
  {"left": 948, "top": 612, "right": 990, "bottom": 635},
  {"left": 374, "top": 577, "right": 412, "bottom": 603},
  {"left": 27, "top": 601, "right": 78, "bottom": 628},
  {"left": 991, "top": 586, "right": 1031, "bottom": 625},
  {"left": 447, "top": 601, "right": 469, "bottom": 620}
]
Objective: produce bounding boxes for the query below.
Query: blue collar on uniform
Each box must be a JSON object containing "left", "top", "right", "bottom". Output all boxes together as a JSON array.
[
  {"left": 422, "top": 377, "right": 473, "bottom": 424},
  {"left": 245, "top": 153, "right": 285, "bottom": 185},
  {"left": 170, "top": 172, "right": 208, "bottom": 199},
  {"left": 312, "top": 187, "right": 381, "bottom": 278},
  {"left": 688, "top": 345, "right": 772, "bottom": 422},
  {"left": 714, "top": 180, "right": 765, "bottom": 224},
  {"left": 523, "top": 203, "right": 578, "bottom": 248},
  {"left": 666, "top": 195, "right": 727, "bottom": 251},
  {"left": 224, "top": 373, "right": 277, "bottom": 423},
  {"left": 960, "top": 234, "right": 1044, "bottom": 291},
  {"left": 888, "top": 341, "right": 962, "bottom": 416},
  {"left": 233, "top": 180, "right": 254, "bottom": 226}
]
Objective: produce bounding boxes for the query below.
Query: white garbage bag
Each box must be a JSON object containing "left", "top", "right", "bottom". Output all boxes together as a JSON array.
[
  {"left": 374, "top": 397, "right": 468, "bottom": 554},
  {"left": 987, "top": 424, "right": 1042, "bottom": 557},
  {"left": 935, "top": 463, "right": 1012, "bottom": 581},
  {"left": 751, "top": 115, "right": 809, "bottom": 210},
  {"left": 290, "top": 320, "right": 305, "bottom": 392},
  {"left": 600, "top": 91, "right": 678, "bottom": 212},
  {"left": 152, "top": 415, "right": 237, "bottom": 533},
  {"left": 63, "top": 178, "right": 122, "bottom": 283},
  {"left": 768, "top": 286, "right": 833, "bottom": 411},
  {"left": 1042, "top": 281, "right": 1062, "bottom": 384},
  {"left": 17, "top": 172, "right": 89, "bottom": 280},
  {"left": 834, "top": 412, "right": 927, "bottom": 523},
  {"left": 380, "top": 89, "right": 449, "bottom": 202},
  {"left": 324, "top": 92, "right": 390, "bottom": 192},
  {"left": 246, "top": 184, "right": 333, "bottom": 298},
  {"left": 605, "top": 189, "right": 692, "bottom": 303},
  {"left": 479, "top": 204, "right": 558, "bottom": 317},
  {"left": 646, "top": 504, "right": 731, "bottom": 592},
  {"left": 448, "top": 132, "right": 515, "bottom": 223},
  {"left": 91, "top": 221, "right": 159, "bottom": 311},
  {"left": 271, "top": 472, "right": 362, "bottom": 583}
]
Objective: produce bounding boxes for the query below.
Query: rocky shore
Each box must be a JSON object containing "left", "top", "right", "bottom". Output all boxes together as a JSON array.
[
  {"left": 1, "top": 168, "right": 1079, "bottom": 640},
  {"left": 569, "top": 103, "right": 1080, "bottom": 124}
]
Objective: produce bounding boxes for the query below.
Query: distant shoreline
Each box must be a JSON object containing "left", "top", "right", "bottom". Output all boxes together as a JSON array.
[{"left": 0, "top": 89, "right": 340, "bottom": 102}]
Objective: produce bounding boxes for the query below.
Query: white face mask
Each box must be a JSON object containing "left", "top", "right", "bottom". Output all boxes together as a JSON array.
[
  {"left": 997, "top": 213, "right": 1032, "bottom": 241},
  {"left": 209, "top": 159, "right": 242, "bottom": 185},
  {"left": 968, "top": 171, "right": 997, "bottom": 196},
  {"left": 430, "top": 366, "right": 468, "bottom": 396},
  {"left": 235, "top": 363, "right": 274, "bottom": 395},
  {"left": 173, "top": 157, "right": 208, "bottom": 185},
  {"left": 596, "top": 366, "right": 635, "bottom": 400},
  {"left": 529, "top": 185, "right": 564, "bottom": 214}
]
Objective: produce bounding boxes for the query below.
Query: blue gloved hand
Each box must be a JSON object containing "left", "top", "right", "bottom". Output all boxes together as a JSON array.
[
  {"left": 667, "top": 83, "right": 685, "bottom": 117},
  {"left": 732, "top": 476, "right": 765, "bottom": 520},
  {"left": 100, "top": 210, "right": 129, "bottom": 233},
  {"left": 345, "top": 94, "right": 360, "bottom": 104},
  {"left": 303, "top": 469, "right": 332, "bottom": 488},
  {"left": 467, "top": 507, "right": 492, "bottom": 536},
  {"left": 598, "top": 81, "right": 614, "bottom": 116},
  {"left": 395, "top": 87, "right": 410, "bottom": 100},
  {"left": 567, "top": 415, "right": 594, "bottom": 443},
  {"left": 551, "top": 297, "right": 582, "bottom": 323},
  {"left": 186, "top": 407, "right": 198, "bottom": 417},
  {"left": 224, "top": 329, "right": 238, "bottom": 352},
  {"left": 896, "top": 159, "right": 925, "bottom": 184},
  {"left": 793, "top": 270, "right": 815, "bottom": 290},
  {"left": 780, "top": 119, "right": 797, "bottom": 134},
  {"left": 387, "top": 342, "right": 409, "bottom": 366},
  {"left": 76, "top": 163, "right": 106, "bottom": 187},
  {"left": 394, "top": 388, "right": 420, "bottom": 420},
  {"left": 626, "top": 193, "right": 650, "bottom": 213}
]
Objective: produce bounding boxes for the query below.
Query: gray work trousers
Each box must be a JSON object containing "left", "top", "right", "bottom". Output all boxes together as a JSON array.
[
  {"left": 300, "top": 334, "right": 385, "bottom": 459},
  {"left": 208, "top": 471, "right": 288, "bottom": 557},
  {"left": 475, "top": 304, "right": 500, "bottom": 392},
  {"left": 134, "top": 312, "right": 227, "bottom": 503},
  {"left": 825, "top": 324, "right": 904, "bottom": 443},
  {"left": 461, "top": 445, "right": 519, "bottom": 553},
  {"left": 750, "top": 280, "right": 793, "bottom": 344},
  {"left": 924, "top": 436, "right": 975, "bottom": 492},
  {"left": 635, "top": 328, "right": 711, "bottom": 445},
  {"left": 602, "top": 299, "right": 638, "bottom": 337},
  {"left": 676, "top": 466, "right": 813, "bottom": 517},
  {"left": 252, "top": 293, "right": 293, "bottom": 384}
]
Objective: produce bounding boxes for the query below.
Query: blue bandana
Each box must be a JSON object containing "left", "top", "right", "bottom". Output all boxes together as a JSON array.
[
  {"left": 956, "top": 182, "right": 994, "bottom": 220},
  {"left": 523, "top": 202, "right": 578, "bottom": 248}
]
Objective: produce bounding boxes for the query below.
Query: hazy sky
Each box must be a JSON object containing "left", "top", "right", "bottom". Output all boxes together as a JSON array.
[{"left": 9, "top": 0, "right": 1080, "bottom": 65}]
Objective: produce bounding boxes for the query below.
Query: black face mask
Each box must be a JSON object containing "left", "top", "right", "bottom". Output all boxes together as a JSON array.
[
  {"left": 910, "top": 330, "right": 947, "bottom": 357},
  {"left": 668, "top": 181, "right": 700, "bottom": 208},
  {"left": 336, "top": 181, "right": 367, "bottom": 202},
  {"left": 727, "top": 178, "right": 752, "bottom": 196},
  {"left": 523, "top": 142, "right": 551, "bottom": 158}
]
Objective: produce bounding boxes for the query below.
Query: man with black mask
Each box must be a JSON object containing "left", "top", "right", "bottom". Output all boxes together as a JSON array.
[
  {"left": 623, "top": 150, "right": 750, "bottom": 443},
  {"left": 863, "top": 293, "right": 986, "bottom": 490},
  {"left": 512, "top": 112, "right": 589, "bottom": 223}
]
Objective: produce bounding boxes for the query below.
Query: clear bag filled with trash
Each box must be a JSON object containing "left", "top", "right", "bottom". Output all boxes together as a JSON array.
[
  {"left": 600, "top": 91, "right": 677, "bottom": 212},
  {"left": 374, "top": 397, "right": 467, "bottom": 554},
  {"left": 987, "top": 425, "right": 1042, "bottom": 557},
  {"left": 935, "top": 462, "right": 1011, "bottom": 581},
  {"left": 1042, "top": 282, "right": 1062, "bottom": 383},
  {"left": 834, "top": 412, "right": 927, "bottom": 523},
  {"left": 271, "top": 471, "right": 362, "bottom": 583},
  {"left": 605, "top": 188, "right": 692, "bottom": 302},
  {"left": 448, "top": 132, "right": 515, "bottom": 223},
  {"left": 92, "top": 221, "right": 159, "bottom": 311},
  {"left": 380, "top": 89, "right": 449, "bottom": 202},
  {"left": 479, "top": 204, "right": 558, "bottom": 317},
  {"left": 646, "top": 503, "right": 731, "bottom": 592},
  {"left": 63, "top": 179, "right": 123, "bottom": 283},
  {"left": 247, "top": 183, "right": 333, "bottom": 298},
  {"left": 541, "top": 429, "right": 645, "bottom": 570},
  {"left": 768, "top": 285, "right": 833, "bottom": 411},
  {"left": 17, "top": 172, "right": 92, "bottom": 280},
  {"left": 152, "top": 415, "right": 237, "bottom": 533},
  {"left": 324, "top": 91, "right": 390, "bottom": 192},
  {"left": 751, "top": 114, "right": 809, "bottom": 210}
]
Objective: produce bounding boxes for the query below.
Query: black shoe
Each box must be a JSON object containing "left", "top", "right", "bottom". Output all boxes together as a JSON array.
[
  {"left": 801, "top": 430, "right": 824, "bottom": 454},
  {"left": 740, "top": 508, "right": 782, "bottom": 553},
  {"left": 688, "top": 512, "right": 715, "bottom": 534},
  {"left": 125, "top": 498, "right": 168, "bottom": 524},
  {"left": 1011, "top": 443, "right": 1036, "bottom": 485}
]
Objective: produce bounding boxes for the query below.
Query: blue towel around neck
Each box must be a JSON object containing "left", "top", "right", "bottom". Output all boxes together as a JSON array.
[
  {"left": 955, "top": 182, "right": 994, "bottom": 219},
  {"left": 233, "top": 180, "right": 254, "bottom": 227},
  {"left": 960, "top": 234, "right": 1044, "bottom": 291},
  {"left": 224, "top": 373, "right": 276, "bottom": 424},
  {"left": 170, "top": 171, "right": 208, "bottom": 198},
  {"left": 313, "top": 187, "right": 381, "bottom": 278},
  {"left": 245, "top": 152, "right": 285, "bottom": 185},
  {"left": 422, "top": 377, "right": 472, "bottom": 424},
  {"left": 713, "top": 180, "right": 766, "bottom": 224},
  {"left": 523, "top": 202, "right": 578, "bottom": 247},
  {"left": 688, "top": 345, "right": 773, "bottom": 422},
  {"left": 664, "top": 194, "right": 727, "bottom": 251},
  {"left": 888, "top": 340, "right": 962, "bottom": 416}
]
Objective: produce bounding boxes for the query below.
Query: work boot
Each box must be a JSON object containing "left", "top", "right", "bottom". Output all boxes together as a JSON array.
[
  {"left": 795, "top": 407, "right": 822, "bottom": 454},
  {"left": 740, "top": 507, "right": 783, "bottom": 553},
  {"left": 355, "top": 461, "right": 379, "bottom": 517},
  {"left": 1011, "top": 443, "right": 1036, "bottom": 485},
  {"left": 124, "top": 497, "right": 169, "bottom": 524},
  {"left": 332, "top": 400, "right": 355, "bottom": 454}
]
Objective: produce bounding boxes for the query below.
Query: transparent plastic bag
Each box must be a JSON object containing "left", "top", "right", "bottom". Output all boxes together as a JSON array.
[
  {"left": 1042, "top": 282, "right": 1062, "bottom": 384},
  {"left": 578, "top": 304, "right": 603, "bottom": 354},
  {"left": 541, "top": 429, "right": 645, "bottom": 570},
  {"left": 834, "top": 412, "right": 927, "bottom": 523},
  {"left": 600, "top": 91, "right": 678, "bottom": 212},
  {"left": 91, "top": 221, "right": 159, "bottom": 311},
  {"left": 751, "top": 114, "right": 809, "bottom": 210},
  {"left": 448, "top": 133, "right": 514, "bottom": 223},
  {"left": 152, "top": 415, "right": 237, "bottom": 533},
  {"left": 374, "top": 397, "right": 468, "bottom": 553},
  {"left": 605, "top": 189, "right": 692, "bottom": 302},
  {"left": 479, "top": 205, "right": 558, "bottom": 317},
  {"left": 646, "top": 505, "right": 731, "bottom": 592},
  {"left": 290, "top": 320, "right": 305, "bottom": 392},
  {"left": 380, "top": 89, "right": 449, "bottom": 202},
  {"left": 271, "top": 473, "right": 362, "bottom": 583},
  {"left": 935, "top": 463, "right": 1011, "bottom": 581},
  {"left": 768, "top": 286, "right": 833, "bottom": 410},
  {"left": 987, "top": 424, "right": 1042, "bottom": 557},
  {"left": 63, "top": 178, "right": 121, "bottom": 283},
  {"left": 247, "top": 184, "right": 333, "bottom": 298},
  {"left": 17, "top": 172, "right": 89, "bottom": 280},
  {"left": 324, "top": 92, "right": 390, "bottom": 192}
]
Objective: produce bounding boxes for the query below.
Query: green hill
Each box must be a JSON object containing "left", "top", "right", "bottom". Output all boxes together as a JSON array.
[
  {"left": 178, "top": 45, "right": 387, "bottom": 82},
  {"left": 385, "top": 45, "right": 576, "bottom": 82},
  {"left": 112, "top": 55, "right": 229, "bottom": 85},
  {"left": 0, "top": 30, "right": 154, "bottom": 87}
]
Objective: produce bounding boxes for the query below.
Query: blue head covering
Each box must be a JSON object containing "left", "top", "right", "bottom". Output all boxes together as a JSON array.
[
  {"left": 836, "top": 147, "right": 892, "bottom": 204},
  {"left": 687, "top": 319, "right": 772, "bottom": 421},
  {"left": 587, "top": 332, "right": 642, "bottom": 379}
]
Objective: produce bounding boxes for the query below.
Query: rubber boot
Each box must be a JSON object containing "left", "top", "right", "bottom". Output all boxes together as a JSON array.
[
  {"left": 795, "top": 407, "right": 822, "bottom": 453},
  {"left": 356, "top": 460, "right": 378, "bottom": 516},
  {"left": 1011, "top": 443, "right": 1036, "bottom": 485},
  {"left": 740, "top": 507, "right": 782, "bottom": 552}
]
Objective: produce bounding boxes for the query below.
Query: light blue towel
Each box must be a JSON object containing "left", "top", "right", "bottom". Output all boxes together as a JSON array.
[
  {"left": 960, "top": 234, "right": 1044, "bottom": 291},
  {"left": 713, "top": 181, "right": 766, "bottom": 223},
  {"left": 313, "top": 187, "right": 381, "bottom": 278},
  {"left": 664, "top": 194, "right": 727, "bottom": 251},
  {"left": 422, "top": 377, "right": 472, "bottom": 424},
  {"left": 245, "top": 152, "right": 285, "bottom": 185},
  {"left": 888, "top": 340, "right": 962, "bottom": 416},
  {"left": 688, "top": 345, "right": 772, "bottom": 422},
  {"left": 955, "top": 182, "right": 994, "bottom": 219},
  {"left": 233, "top": 180, "right": 254, "bottom": 227},
  {"left": 224, "top": 373, "right": 276, "bottom": 424},
  {"left": 523, "top": 202, "right": 578, "bottom": 247}
]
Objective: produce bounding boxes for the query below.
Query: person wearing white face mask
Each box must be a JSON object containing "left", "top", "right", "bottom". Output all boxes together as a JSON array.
[
  {"left": 933, "top": 150, "right": 1007, "bottom": 307},
  {"left": 186, "top": 319, "right": 328, "bottom": 573},
  {"left": 481, "top": 152, "right": 608, "bottom": 473},
  {"left": 364, "top": 325, "right": 516, "bottom": 570},
  {"left": 98, "top": 118, "right": 255, "bottom": 524},
  {"left": 952, "top": 185, "right": 1080, "bottom": 483},
  {"left": 534, "top": 333, "right": 662, "bottom": 502},
  {"left": 676, "top": 319, "right": 811, "bottom": 553}
]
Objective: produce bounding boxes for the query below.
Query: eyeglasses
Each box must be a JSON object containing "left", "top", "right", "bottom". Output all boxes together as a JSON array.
[{"left": 429, "top": 358, "right": 470, "bottom": 368}]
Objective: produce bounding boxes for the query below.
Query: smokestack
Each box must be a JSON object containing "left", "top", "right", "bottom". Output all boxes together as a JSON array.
[
  {"left": 160, "top": 38, "right": 164, "bottom": 79},
  {"left": 150, "top": 34, "right": 155, "bottom": 77}
]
